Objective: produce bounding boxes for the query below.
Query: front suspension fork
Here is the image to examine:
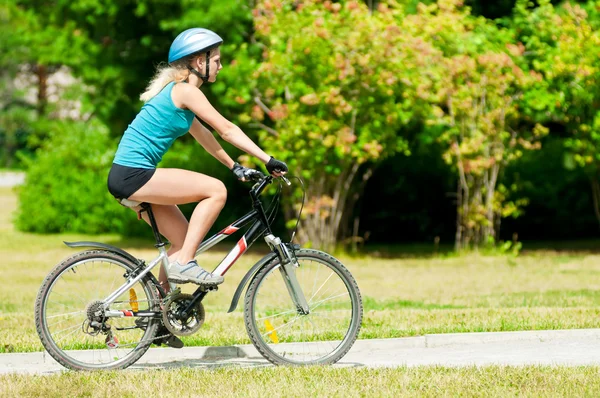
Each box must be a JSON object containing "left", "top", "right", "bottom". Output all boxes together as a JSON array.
[{"left": 264, "top": 235, "right": 310, "bottom": 315}]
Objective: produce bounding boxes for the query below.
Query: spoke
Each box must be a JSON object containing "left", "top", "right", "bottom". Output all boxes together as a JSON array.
[
  {"left": 310, "top": 292, "right": 349, "bottom": 309},
  {"left": 301, "top": 317, "right": 306, "bottom": 358},
  {"left": 260, "top": 315, "right": 301, "bottom": 339},
  {"left": 57, "top": 273, "right": 89, "bottom": 298},
  {"left": 256, "top": 308, "right": 298, "bottom": 321},
  {"left": 271, "top": 268, "right": 293, "bottom": 297},
  {"left": 310, "top": 311, "right": 351, "bottom": 319},
  {"left": 108, "top": 269, "right": 119, "bottom": 296},
  {"left": 40, "top": 256, "right": 161, "bottom": 368},
  {"left": 85, "top": 333, "right": 92, "bottom": 356},
  {"left": 307, "top": 271, "right": 335, "bottom": 304},
  {"left": 309, "top": 283, "right": 337, "bottom": 306},
  {"left": 51, "top": 323, "right": 82, "bottom": 336},
  {"left": 106, "top": 345, "right": 123, "bottom": 361},
  {"left": 306, "top": 317, "right": 337, "bottom": 356},
  {"left": 50, "top": 290, "right": 88, "bottom": 306},
  {"left": 47, "top": 310, "right": 85, "bottom": 319},
  {"left": 47, "top": 316, "right": 82, "bottom": 329},
  {"left": 310, "top": 262, "right": 320, "bottom": 304},
  {"left": 54, "top": 325, "right": 84, "bottom": 345},
  {"left": 251, "top": 257, "right": 359, "bottom": 365}
]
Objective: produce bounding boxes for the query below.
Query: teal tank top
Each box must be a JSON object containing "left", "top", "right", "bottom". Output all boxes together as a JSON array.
[{"left": 113, "top": 81, "right": 195, "bottom": 169}]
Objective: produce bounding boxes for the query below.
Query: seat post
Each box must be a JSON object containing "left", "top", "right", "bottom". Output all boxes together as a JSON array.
[{"left": 140, "top": 203, "right": 165, "bottom": 247}]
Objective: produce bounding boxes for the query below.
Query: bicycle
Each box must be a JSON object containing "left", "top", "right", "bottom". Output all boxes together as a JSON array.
[{"left": 34, "top": 172, "right": 363, "bottom": 370}]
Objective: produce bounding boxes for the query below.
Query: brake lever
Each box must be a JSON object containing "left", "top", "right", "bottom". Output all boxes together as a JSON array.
[{"left": 280, "top": 175, "right": 291, "bottom": 186}]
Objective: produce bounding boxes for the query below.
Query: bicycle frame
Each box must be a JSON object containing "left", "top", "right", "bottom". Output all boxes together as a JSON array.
[{"left": 101, "top": 175, "right": 310, "bottom": 317}]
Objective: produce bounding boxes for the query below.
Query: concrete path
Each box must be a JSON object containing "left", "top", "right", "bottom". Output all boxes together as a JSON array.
[
  {"left": 0, "top": 171, "right": 25, "bottom": 188},
  {"left": 3, "top": 329, "right": 600, "bottom": 375}
]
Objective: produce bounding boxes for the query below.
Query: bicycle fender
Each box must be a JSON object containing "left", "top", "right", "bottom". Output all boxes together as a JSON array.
[
  {"left": 63, "top": 241, "right": 142, "bottom": 267},
  {"left": 227, "top": 251, "right": 278, "bottom": 313},
  {"left": 63, "top": 241, "right": 166, "bottom": 298}
]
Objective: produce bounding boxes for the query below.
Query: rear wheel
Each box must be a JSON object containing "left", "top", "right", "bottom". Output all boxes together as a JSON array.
[
  {"left": 34, "top": 250, "right": 161, "bottom": 370},
  {"left": 244, "top": 249, "right": 362, "bottom": 365}
]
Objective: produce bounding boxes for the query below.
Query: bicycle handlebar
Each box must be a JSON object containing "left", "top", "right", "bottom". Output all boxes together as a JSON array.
[{"left": 249, "top": 173, "right": 291, "bottom": 198}]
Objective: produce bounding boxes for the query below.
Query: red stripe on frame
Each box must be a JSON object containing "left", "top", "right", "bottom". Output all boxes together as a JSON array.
[
  {"left": 220, "top": 225, "right": 239, "bottom": 235},
  {"left": 121, "top": 310, "right": 133, "bottom": 317},
  {"left": 221, "top": 237, "right": 248, "bottom": 275}
]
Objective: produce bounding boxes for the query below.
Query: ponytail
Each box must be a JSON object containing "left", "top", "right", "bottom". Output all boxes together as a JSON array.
[{"left": 139, "top": 63, "right": 190, "bottom": 102}]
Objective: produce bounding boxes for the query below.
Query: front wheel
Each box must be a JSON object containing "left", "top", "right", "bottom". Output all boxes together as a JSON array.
[{"left": 244, "top": 249, "right": 363, "bottom": 365}]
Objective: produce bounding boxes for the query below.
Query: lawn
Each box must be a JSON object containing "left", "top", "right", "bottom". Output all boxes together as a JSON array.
[
  {"left": 3, "top": 366, "right": 600, "bottom": 397},
  {"left": 2, "top": 186, "right": 600, "bottom": 353}
]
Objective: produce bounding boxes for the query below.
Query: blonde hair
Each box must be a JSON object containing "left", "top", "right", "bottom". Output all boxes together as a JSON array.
[{"left": 139, "top": 62, "right": 191, "bottom": 102}]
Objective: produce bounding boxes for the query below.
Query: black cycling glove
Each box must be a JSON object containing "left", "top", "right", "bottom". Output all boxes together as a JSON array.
[
  {"left": 266, "top": 156, "right": 288, "bottom": 175},
  {"left": 231, "top": 162, "right": 263, "bottom": 181}
]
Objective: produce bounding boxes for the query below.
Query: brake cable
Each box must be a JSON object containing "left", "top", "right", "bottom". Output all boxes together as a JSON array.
[
  {"left": 255, "top": 174, "right": 306, "bottom": 246},
  {"left": 288, "top": 176, "right": 306, "bottom": 244}
]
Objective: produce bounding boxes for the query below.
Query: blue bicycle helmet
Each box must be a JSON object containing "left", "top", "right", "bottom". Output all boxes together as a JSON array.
[{"left": 168, "top": 28, "right": 223, "bottom": 82}]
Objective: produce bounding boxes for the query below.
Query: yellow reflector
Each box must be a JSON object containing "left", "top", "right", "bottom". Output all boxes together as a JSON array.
[
  {"left": 129, "top": 289, "right": 139, "bottom": 312},
  {"left": 265, "top": 320, "right": 279, "bottom": 344}
]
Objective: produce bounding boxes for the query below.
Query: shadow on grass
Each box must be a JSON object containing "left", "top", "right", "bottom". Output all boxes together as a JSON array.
[
  {"left": 519, "top": 239, "right": 600, "bottom": 254},
  {"left": 348, "top": 239, "right": 600, "bottom": 259},
  {"left": 131, "top": 358, "right": 273, "bottom": 371},
  {"left": 131, "top": 357, "right": 365, "bottom": 371},
  {"left": 344, "top": 242, "right": 455, "bottom": 259}
]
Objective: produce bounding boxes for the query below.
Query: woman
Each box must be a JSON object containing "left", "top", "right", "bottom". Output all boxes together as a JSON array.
[{"left": 108, "top": 28, "right": 287, "bottom": 293}]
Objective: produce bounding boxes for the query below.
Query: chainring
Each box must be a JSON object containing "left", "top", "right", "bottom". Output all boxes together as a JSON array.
[{"left": 162, "top": 293, "right": 205, "bottom": 337}]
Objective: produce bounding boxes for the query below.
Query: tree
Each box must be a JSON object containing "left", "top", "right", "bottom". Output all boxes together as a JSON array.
[
  {"left": 511, "top": 0, "right": 600, "bottom": 227},
  {"left": 12, "top": 0, "right": 254, "bottom": 134},
  {"left": 240, "top": 0, "right": 437, "bottom": 250},
  {"left": 405, "top": 0, "right": 548, "bottom": 249}
]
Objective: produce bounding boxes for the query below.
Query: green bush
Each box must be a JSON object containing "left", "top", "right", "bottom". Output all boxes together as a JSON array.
[
  {"left": 0, "top": 106, "right": 36, "bottom": 169},
  {"left": 15, "top": 117, "right": 288, "bottom": 239},
  {"left": 15, "top": 119, "right": 130, "bottom": 234}
]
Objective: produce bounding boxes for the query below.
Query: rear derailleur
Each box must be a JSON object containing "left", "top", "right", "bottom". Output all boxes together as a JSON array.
[{"left": 83, "top": 300, "right": 118, "bottom": 348}]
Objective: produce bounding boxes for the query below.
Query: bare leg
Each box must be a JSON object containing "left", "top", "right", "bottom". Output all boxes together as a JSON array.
[
  {"left": 129, "top": 167, "right": 227, "bottom": 268},
  {"left": 134, "top": 204, "right": 188, "bottom": 294}
]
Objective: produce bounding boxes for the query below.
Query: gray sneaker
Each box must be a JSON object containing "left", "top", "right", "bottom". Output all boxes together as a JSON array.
[{"left": 167, "top": 260, "right": 224, "bottom": 286}]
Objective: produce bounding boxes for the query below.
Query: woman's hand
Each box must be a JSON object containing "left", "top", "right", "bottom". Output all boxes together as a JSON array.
[
  {"left": 266, "top": 157, "right": 288, "bottom": 177},
  {"left": 231, "top": 162, "right": 264, "bottom": 182}
]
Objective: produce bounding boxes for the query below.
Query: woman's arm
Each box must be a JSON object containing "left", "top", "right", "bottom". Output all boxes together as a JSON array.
[
  {"left": 174, "top": 83, "right": 271, "bottom": 164},
  {"left": 188, "top": 117, "right": 236, "bottom": 169}
]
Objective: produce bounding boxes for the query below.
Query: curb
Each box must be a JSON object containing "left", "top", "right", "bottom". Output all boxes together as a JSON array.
[
  {"left": 142, "top": 328, "right": 600, "bottom": 360},
  {"left": 2, "top": 329, "right": 600, "bottom": 373},
  {"left": 423, "top": 328, "right": 600, "bottom": 348}
]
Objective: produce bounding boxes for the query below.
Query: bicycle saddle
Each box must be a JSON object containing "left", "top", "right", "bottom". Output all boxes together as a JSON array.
[{"left": 118, "top": 198, "right": 144, "bottom": 208}]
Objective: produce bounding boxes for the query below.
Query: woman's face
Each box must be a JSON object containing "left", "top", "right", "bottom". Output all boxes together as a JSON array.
[{"left": 195, "top": 47, "right": 223, "bottom": 83}]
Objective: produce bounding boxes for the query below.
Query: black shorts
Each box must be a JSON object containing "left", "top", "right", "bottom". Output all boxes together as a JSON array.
[{"left": 107, "top": 163, "right": 156, "bottom": 200}]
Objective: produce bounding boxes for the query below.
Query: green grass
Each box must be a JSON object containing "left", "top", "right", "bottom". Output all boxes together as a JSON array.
[
  {"left": 3, "top": 186, "right": 600, "bottom": 353},
  {"left": 3, "top": 366, "right": 600, "bottom": 397}
]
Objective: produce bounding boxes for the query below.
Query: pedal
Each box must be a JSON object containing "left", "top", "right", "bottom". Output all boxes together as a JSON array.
[{"left": 105, "top": 332, "right": 119, "bottom": 349}]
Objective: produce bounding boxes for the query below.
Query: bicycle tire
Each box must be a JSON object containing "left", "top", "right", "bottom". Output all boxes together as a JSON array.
[
  {"left": 244, "top": 248, "right": 362, "bottom": 365},
  {"left": 34, "top": 250, "right": 161, "bottom": 371}
]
